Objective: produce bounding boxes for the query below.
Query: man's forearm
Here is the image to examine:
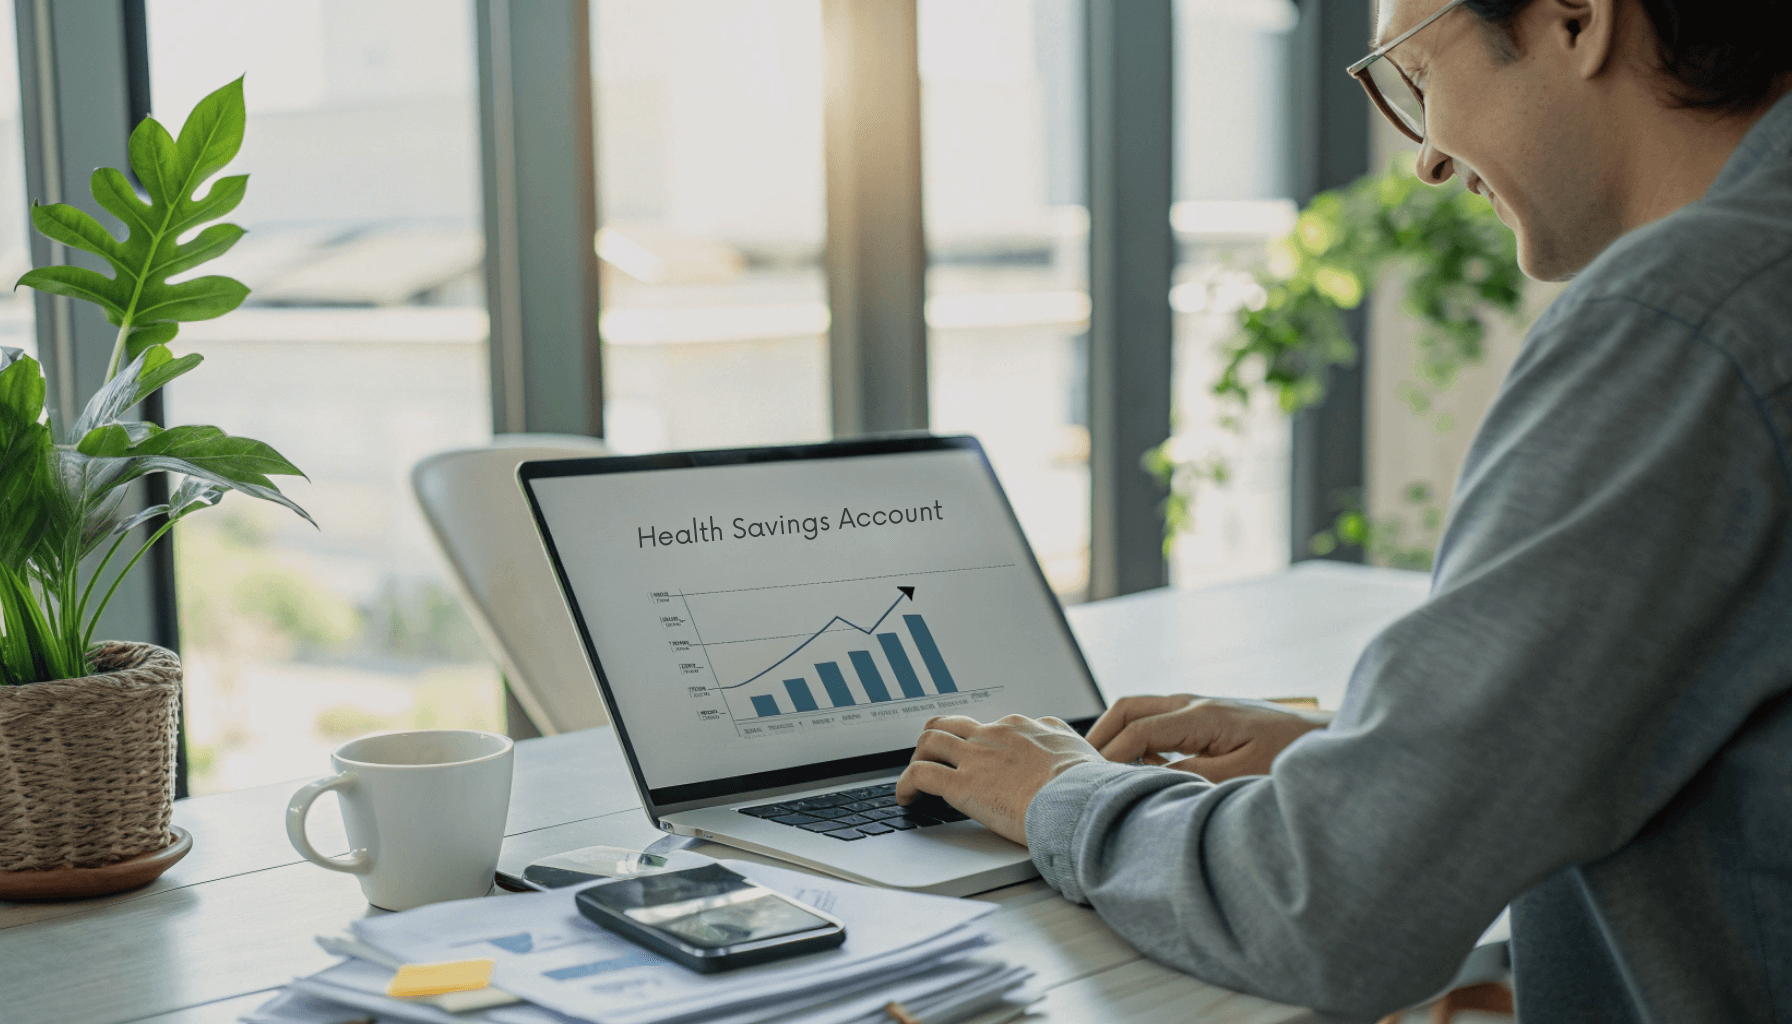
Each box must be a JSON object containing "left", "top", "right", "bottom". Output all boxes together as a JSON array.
[{"left": 1023, "top": 750, "right": 1491, "bottom": 1020}]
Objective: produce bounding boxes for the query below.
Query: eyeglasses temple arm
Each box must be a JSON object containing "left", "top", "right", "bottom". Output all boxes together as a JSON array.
[{"left": 1346, "top": 0, "right": 1473, "bottom": 74}]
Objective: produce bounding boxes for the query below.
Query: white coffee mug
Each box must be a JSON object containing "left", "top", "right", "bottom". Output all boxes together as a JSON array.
[{"left": 287, "top": 729, "right": 514, "bottom": 911}]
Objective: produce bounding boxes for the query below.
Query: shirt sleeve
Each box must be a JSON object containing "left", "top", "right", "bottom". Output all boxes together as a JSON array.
[{"left": 1024, "top": 286, "right": 1792, "bottom": 1020}]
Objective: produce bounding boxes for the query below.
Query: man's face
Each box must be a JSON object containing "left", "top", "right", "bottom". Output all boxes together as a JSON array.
[{"left": 1376, "top": 0, "right": 1623, "bottom": 281}]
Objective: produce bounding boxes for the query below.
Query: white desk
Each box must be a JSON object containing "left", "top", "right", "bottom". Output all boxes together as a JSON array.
[{"left": 0, "top": 562, "right": 1430, "bottom": 1024}]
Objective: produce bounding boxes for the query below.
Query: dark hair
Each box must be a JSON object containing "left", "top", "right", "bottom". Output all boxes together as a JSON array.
[{"left": 1463, "top": 0, "right": 1792, "bottom": 112}]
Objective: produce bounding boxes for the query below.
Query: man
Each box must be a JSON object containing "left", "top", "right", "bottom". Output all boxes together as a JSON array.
[{"left": 896, "top": 1, "right": 1792, "bottom": 1020}]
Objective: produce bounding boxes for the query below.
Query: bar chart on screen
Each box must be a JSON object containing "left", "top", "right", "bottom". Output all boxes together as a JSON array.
[{"left": 650, "top": 565, "right": 1014, "bottom": 737}]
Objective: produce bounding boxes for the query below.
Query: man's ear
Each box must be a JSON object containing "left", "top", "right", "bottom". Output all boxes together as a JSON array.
[{"left": 1546, "top": 0, "right": 1616, "bottom": 80}]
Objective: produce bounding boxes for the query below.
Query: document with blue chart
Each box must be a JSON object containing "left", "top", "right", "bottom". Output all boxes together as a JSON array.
[{"left": 527, "top": 448, "right": 1103, "bottom": 792}]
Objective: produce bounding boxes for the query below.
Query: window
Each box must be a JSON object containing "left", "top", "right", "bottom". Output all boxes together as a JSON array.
[
  {"left": 1168, "top": 0, "right": 1298, "bottom": 587},
  {"left": 0, "top": 12, "right": 31, "bottom": 361},
  {"left": 592, "top": 0, "right": 830, "bottom": 455},
  {"left": 147, "top": 0, "right": 500, "bottom": 793},
  {"left": 920, "top": 0, "right": 1091, "bottom": 601}
]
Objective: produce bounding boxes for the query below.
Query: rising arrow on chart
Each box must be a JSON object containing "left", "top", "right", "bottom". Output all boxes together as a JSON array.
[{"left": 715, "top": 587, "right": 915, "bottom": 691}]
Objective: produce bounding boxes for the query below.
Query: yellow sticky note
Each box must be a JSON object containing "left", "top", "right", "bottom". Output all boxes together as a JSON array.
[{"left": 387, "top": 958, "right": 495, "bottom": 998}]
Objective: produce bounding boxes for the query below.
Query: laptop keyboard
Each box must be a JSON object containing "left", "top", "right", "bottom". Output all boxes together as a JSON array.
[{"left": 736, "top": 782, "right": 969, "bottom": 841}]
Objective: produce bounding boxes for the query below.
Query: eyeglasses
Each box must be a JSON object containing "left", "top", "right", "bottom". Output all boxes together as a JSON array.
[{"left": 1347, "top": 0, "right": 1472, "bottom": 144}]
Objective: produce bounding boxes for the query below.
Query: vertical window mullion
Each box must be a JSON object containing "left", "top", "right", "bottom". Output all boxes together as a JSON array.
[
  {"left": 1287, "top": 0, "right": 1372, "bottom": 564},
  {"left": 1086, "top": 0, "right": 1174, "bottom": 599},
  {"left": 476, "top": 0, "right": 603, "bottom": 439},
  {"left": 821, "top": 0, "right": 927, "bottom": 437}
]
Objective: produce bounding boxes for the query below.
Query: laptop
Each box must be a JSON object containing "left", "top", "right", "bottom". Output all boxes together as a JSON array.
[{"left": 517, "top": 435, "right": 1107, "bottom": 896}]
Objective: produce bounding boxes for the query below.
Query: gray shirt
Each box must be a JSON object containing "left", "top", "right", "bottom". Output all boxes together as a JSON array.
[{"left": 1027, "top": 92, "right": 1792, "bottom": 1024}]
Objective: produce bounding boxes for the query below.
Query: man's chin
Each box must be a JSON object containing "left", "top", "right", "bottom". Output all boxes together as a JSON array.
[{"left": 1515, "top": 229, "right": 1590, "bottom": 284}]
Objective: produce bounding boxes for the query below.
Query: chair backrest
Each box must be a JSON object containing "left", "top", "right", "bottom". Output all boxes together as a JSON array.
[{"left": 411, "top": 434, "right": 611, "bottom": 735}]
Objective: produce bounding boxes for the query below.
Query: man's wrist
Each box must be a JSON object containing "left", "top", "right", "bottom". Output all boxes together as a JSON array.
[{"left": 1026, "top": 760, "right": 1148, "bottom": 903}]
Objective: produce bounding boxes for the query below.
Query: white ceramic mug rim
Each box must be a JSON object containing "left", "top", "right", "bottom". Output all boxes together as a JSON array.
[{"left": 331, "top": 728, "right": 513, "bottom": 770}]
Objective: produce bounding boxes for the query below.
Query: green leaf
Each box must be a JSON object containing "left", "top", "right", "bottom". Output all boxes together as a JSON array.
[
  {"left": 127, "top": 115, "right": 181, "bottom": 209},
  {"left": 174, "top": 78, "right": 246, "bottom": 192},
  {"left": 125, "top": 423, "right": 306, "bottom": 485},
  {"left": 168, "top": 474, "right": 227, "bottom": 514},
  {"left": 108, "top": 500, "right": 169, "bottom": 539},
  {"left": 168, "top": 174, "right": 247, "bottom": 237},
  {"left": 134, "top": 274, "right": 249, "bottom": 323},
  {"left": 134, "top": 350, "right": 203, "bottom": 400},
  {"left": 91, "top": 167, "right": 154, "bottom": 237},
  {"left": 0, "top": 350, "right": 45, "bottom": 425},
  {"left": 67, "top": 346, "right": 202, "bottom": 442},
  {"left": 150, "top": 223, "right": 244, "bottom": 281},
  {"left": 70, "top": 347, "right": 157, "bottom": 439},
  {"left": 0, "top": 355, "right": 55, "bottom": 572},
  {"left": 28, "top": 203, "right": 128, "bottom": 277},
  {"left": 16, "top": 265, "right": 127, "bottom": 322},
  {"left": 110, "top": 475, "right": 225, "bottom": 538},
  {"left": 71, "top": 450, "right": 314, "bottom": 528},
  {"left": 125, "top": 323, "right": 180, "bottom": 363},
  {"left": 18, "top": 76, "right": 250, "bottom": 379},
  {"left": 0, "top": 562, "right": 75, "bottom": 683},
  {"left": 76, "top": 423, "right": 134, "bottom": 458}
]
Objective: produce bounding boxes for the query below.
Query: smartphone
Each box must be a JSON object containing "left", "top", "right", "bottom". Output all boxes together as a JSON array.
[
  {"left": 574, "top": 863, "right": 846, "bottom": 973},
  {"left": 497, "top": 845, "right": 714, "bottom": 891}
]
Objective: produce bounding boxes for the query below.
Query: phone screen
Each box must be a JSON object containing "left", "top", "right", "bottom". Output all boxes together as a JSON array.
[{"left": 583, "top": 864, "right": 835, "bottom": 950}]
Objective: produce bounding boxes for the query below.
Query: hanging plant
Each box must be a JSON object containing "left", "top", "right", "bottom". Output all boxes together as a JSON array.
[{"left": 1147, "top": 158, "right": 1526, "bottom": 569}]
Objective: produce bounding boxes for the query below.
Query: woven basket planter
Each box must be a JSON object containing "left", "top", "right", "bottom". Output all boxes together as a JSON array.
[{"left": 0, "top": 642, "right": 182, "bottom": 872}]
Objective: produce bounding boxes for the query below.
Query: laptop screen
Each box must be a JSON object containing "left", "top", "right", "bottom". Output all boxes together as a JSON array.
[{"left": 520, "top": 437, "right": 1106, "bottom": 809}]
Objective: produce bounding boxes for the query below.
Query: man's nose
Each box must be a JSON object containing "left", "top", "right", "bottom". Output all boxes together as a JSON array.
[{"left": 1415, "top": 139, "right": 1456, "bottom": 186}]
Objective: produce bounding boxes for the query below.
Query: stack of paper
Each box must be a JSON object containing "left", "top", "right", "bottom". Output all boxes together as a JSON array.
[{"left": 244, "top": 861, "right": 1036, "bottom": 1024}]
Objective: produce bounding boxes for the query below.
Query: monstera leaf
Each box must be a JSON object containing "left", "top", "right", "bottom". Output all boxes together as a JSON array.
[{"left": 16, "top": 78, "right": 249, "bottom": 377}]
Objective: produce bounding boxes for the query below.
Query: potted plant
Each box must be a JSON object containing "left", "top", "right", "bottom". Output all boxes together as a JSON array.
[{"left": 0, "top": 78, "right": 311, "bottom": 898}]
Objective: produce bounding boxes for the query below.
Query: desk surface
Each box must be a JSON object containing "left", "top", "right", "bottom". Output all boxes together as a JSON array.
[{"left": 0, "top": 562, "right": 1430, "bottom": 1024}]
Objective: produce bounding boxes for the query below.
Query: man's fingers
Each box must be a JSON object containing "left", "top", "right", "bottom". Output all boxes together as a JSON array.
[
  {"left": 1099, "top": 713, "right": 1198, "bottom": 764},
  {"left": 1097, "top": 719, "right": 1154, "bottom": 763},
  {"left": 920, "top": 715, "right": 981, "bottom": 737},
  {"left": 1084, "top": 700, "right": 1147, "bottom": 750},
  {"left": 895, "top": 760, "right": 957, "bottom": 805},
  {"left": 912, "top": 727, "right": 970, "bottom": 768},
  {"left": 1084, "top": 695, "right": 1190, "bottom": 751}
]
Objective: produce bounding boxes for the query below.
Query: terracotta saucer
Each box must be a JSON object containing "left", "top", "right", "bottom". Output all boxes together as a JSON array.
[{"left": 0, "top": 826, "right": 193, "bottom": 901}]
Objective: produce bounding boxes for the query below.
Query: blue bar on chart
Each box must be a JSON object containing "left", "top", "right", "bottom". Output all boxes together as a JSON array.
[
  {"left": 818, "top": 666, "right": 856, "bottom": 707},
  {"left": 750, "top": 695, "right": 780, "bottom": 718},
  {"left": 904, "top": 615, "right": 957, "bottom": 693},
  {"left": 822, "top": 660, "right": 885, "bottom": 704},
  {"left": 783, "top": 678, "right": 819, "bottom": 713},
  {"left": 876, "top": 634, "right": 925, "bottom": 699},
  {"left": 847, "top": 651, "right": 891, "bottom": 704}
]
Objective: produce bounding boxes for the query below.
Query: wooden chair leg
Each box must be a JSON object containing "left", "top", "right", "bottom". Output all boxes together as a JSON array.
[
  {"left": 1374, "top": 980, "right": 1514, "bottom": 1024},
  {"left": 1430, "top": 981, "right": 1514, "bottom": 1023}
]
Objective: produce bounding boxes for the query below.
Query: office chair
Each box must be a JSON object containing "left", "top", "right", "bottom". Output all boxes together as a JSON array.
[{"left": 412, "top": 434, "right": 612, "bottom": 737}]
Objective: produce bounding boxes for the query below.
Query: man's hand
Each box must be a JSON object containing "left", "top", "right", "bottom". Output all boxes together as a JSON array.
[
  {"left": 896, "top": 714, "right": 1102, "bottom": 846},
  {"left": 1085, "top": 695, "right": 1331, "bottom": 781}
]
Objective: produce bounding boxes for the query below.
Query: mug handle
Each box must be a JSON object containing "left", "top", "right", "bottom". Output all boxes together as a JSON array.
[{"left": 286, "top": 771, "right": 372, "bottom": 874}]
